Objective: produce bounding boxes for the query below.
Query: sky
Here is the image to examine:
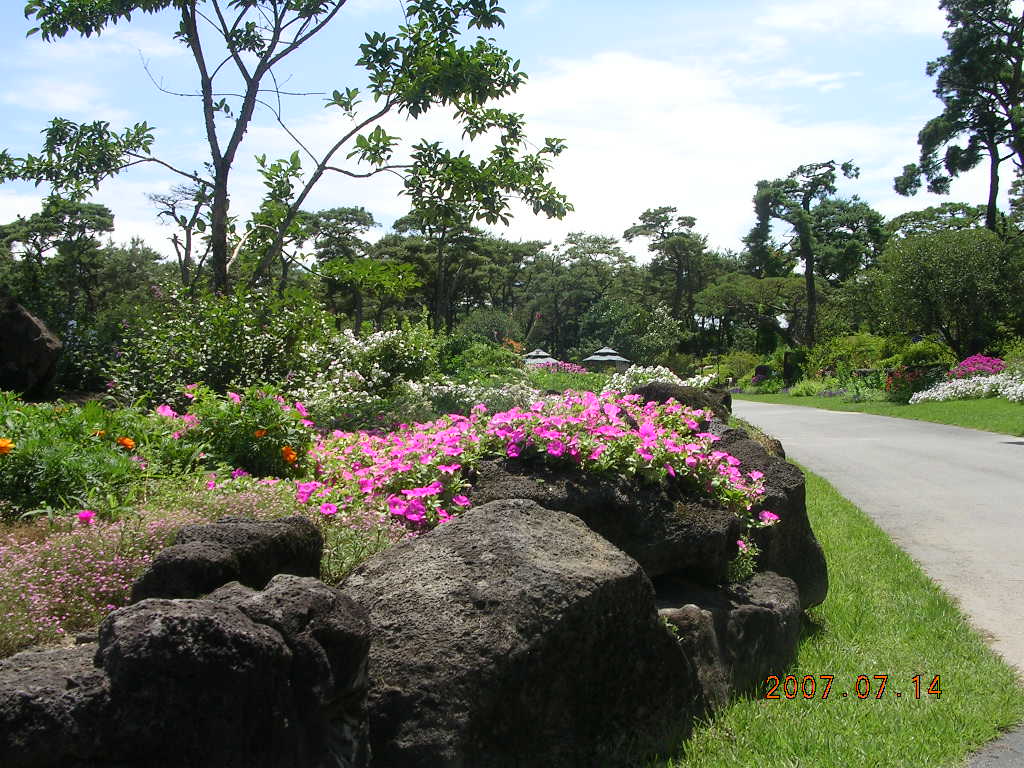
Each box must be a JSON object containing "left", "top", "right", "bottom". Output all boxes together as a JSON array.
[{"left": 0, "top": 0, "right": 1000, "bottom": 260}]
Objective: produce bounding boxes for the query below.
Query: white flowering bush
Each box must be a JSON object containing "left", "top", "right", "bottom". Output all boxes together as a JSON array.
[
  {"left": 909, "top": 372, "right": 1024, "bottom": 404},
  {"left": 108, "top": 286, "right": 335, "bottom": 407},
  {"left": 392, "top": 376, "right": 542, "bottom": 423},
  {"left": 286, "top": 323, "right": 441, "bottom": 429},
  {"left": 607, "top": 366, "right": 714, "bottom": 392}
]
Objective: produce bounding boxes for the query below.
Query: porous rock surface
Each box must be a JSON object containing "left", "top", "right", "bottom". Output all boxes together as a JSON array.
[
  {"left": 0, "top": 575, "right": 371, "bottom": 768},
  {"left": 709, "top": 421, "right": 828, "bottom": 609},
  {"left": 0, "top": 297, "right": 63, "bottom": 397},
  {"left": 657, "top": 571, "right": 802, "bottom": 709},
  {"left": 467, "top": 458, "right": 742, "bottom": 584},
  {"left": 630, "top": 381, "right": 732, "bottom": 422},
  {"left": 130, "top": 514, "right": 322, "bottom": 601},
  {"left": 341, "top": 498, "right": 706, "bottom": 768}
]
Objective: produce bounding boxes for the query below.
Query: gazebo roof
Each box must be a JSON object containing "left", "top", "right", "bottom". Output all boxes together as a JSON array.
[
  {"left": 582, "top": 346, "right": 630, "bottom": 364},
  {"left": 523, "top": 348, "right": 558, "bottom": 365}
]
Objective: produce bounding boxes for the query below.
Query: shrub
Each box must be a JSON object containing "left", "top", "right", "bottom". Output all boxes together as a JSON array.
[
  {"left": 526, "top": 364, "right": 608, "bottom": 394},
  {"left": 0, "top": 393, "right": 200, "bottom": 521},
  {"left": 107, "top": 285, "right": 335, "bottom": 408},
  {"left": 789, "top": 379, "right": 834, "bottom": 397},
  {"left": 880, "top": 339, "right": 956, "bottom": 371},
  {"left": 948, "top": 355, "right": 1006, "bottom": 379},
  {"left": 606, "top": 366, "right": 713, "bottom": 392},
  {"left": 884, "top": 366, "right": 932, "bottom": 403},
  {"left": 446, "top": 341, "right": 523, "bottom": 382},
  {"left": 716, "top": 350, "right": 761, "bottom": 382},
  {"left": 807, "top": 333, "right": 901, "bottom": 377},
  {"left": 287, "top": 321, "right": 441, "bottom": 429},
  {"left": 167, "top": 386, "right": 317, "bottom": 478}
]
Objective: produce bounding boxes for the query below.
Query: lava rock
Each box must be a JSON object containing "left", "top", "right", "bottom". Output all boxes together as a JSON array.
[
  {"left": 658, "top": 571, "right": 802, "bottom": 706},
  {"left": 130, "top": 515, "right": 322, "bottom": 601},
  {"left": 342, "top": 498, "right": 705, "bottom": 768},
  {"left": 708, "top": 422, "right": 828, "bottom": 609},
  {"left": 467, "top": 459, "right": 742, "bottom": 584},
  {"left": 630, "top": 381, "right": 731, "bottom": 422},
  {"left": 0, "top": 297, "right": 63, "bottom": 398}
]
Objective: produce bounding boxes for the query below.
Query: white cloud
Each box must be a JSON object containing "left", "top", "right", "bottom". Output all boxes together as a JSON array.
[
  {"left": 756, "top": 0, "right": 947, "bottom": 37},
  {"left": 755, "top": 68, "right": 860, "bottom": 93}
]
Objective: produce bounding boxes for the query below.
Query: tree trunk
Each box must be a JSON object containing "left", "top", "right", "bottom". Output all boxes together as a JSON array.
[
  {"left": 985, "top": 137, "right": 1000, "bottom": 232},
  {"left": 210, "top": 170, "right": 230, "bottom": 293}
]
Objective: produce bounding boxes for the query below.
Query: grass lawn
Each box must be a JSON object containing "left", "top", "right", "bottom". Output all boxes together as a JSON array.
[
  {"left": 662, "top": 467, "right": 1024, "bottom": 768},
  {"left": 734, "top": 393, "right": 1024, "bottom": 436}
]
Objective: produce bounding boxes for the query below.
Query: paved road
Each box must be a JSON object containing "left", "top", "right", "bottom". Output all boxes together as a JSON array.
[{"left": 732, "top": 400, "right": 1024, "bottom": 673}]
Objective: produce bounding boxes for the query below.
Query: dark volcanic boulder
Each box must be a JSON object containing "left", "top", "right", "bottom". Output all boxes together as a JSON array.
[
  {"left": 96, "top": 598, "right": 299, "bottom": 767},
  {"left": 630, "top": 381, "right": 731, "bottom": 422},
  {"left": 0, "top": 644, "right": 111, "bottom": 767},
  {"left": 709, "top": 421, "right": 827, "bottom": 609},
  {"left": 467, "top": 459, "right": 742, "bottom": 584},
  {"left": 0, "top": 297, "right": 63, "bottom": 397},
  {"left": 131, "top": 515, "right": 322, "bottom": 601},
  {"left": 658, "top": 571, "right": 801, "bottom": 707},
  {"left": 0, "top": 578, "right": 372, "bottom": 768},
  {"left": 342, "top": 498, "right": 706, "bottom": 768},
  {"left": 208, "top": 575, "right": 372, "bottom": 768}
]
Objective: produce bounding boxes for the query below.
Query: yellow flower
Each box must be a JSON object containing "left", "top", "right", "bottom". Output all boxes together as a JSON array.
[
  {"left": 92, "top": 429, "right": 106, "bottom": 437},
  {"left": 116, "top": 436, "right": 136, "bottom": 451},
  {"left": 0, "top": 438, "right": 13, "bottom": 455},
  {"left": 281, "top": 445, "right": 298, "bottom": 464}
]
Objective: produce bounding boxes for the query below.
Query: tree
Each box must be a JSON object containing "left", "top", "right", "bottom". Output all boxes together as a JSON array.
[
  {"left": 893, "top": 0, "right": 1024, "bottom": 231},
  {"left": 810, "top": 197, "right": 887, "bottom": 285},
  {"left": 695, "top": 273, "right": 811, "bottom": 352},
  {"left": 876, "top": 228, "right": 1016, "bottom": 356},
  {"left": 623, "top": 207, "right": 715, "bottom": 333},
  {"left": 746, "top": 160, "right": 859, "bottom": 345},
  {"left": 0, "top": 198, "right": 114, "bottom": 318},
  {"left": 1, "top": 1, "right": 570, "bottom": 292}
]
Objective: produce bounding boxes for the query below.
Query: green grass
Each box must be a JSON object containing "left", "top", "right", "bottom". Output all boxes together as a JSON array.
[
  {"left": 735, "top": 393, "right": 1024, "bottom": 436},
  {"left": 663, "top": 467, "right": 1024, "bottom": 768}
]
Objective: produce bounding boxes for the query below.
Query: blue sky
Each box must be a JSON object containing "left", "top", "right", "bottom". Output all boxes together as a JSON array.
[{"left": 0, "top": 0, "right": 997, "bottom": 258}]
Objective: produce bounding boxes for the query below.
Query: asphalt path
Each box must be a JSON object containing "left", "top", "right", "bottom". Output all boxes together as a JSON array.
[
  {"left": 732, "top": 400, "right": 1024, "bottom": 669},
  {"left": 732, "top": 400, "right": 1024, "bottom": 765}
]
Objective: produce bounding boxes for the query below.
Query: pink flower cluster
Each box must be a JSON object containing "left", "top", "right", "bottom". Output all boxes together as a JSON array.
[
  {"left": 534, "top": 361, "right": 590, "bottom": 375},
  {"left": 301, "top": 390, "right": 774, "bottom": 536},
  {"left": 948, "top": 355, "right": 1006, "bottom": 379}
]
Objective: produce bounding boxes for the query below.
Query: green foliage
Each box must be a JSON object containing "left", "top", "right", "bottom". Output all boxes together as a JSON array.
[
  {"left": 445, "top": 340, "right": 523, "bottom": 382},
  {"left": 525, "top": 367, "right": 609, "bottom": 394},
  {"left": 807, "top": 333, "right": 902, "bottom": 376},
  {"left": 0, "top": 393, "right": 199, "bottom": 521},
  {"left": 107, "top": 285, "right": 335, "bottom": 408},
  {"left": 177, "top": 386, "right": 314, "bottom": 478},
  {"left": 714, "top": 351, "right": 761, "bottom": 382},
  {"left": 876, "top": 229, "right": 1017, "bottom": 357},
  {"left": 788, "top": 378, "right": 835, "bottom": 397},
  {"left": 879, "top": 339, "right": 957, "bottom": 371}
]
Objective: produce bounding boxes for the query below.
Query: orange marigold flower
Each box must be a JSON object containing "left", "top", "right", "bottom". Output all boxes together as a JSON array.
[
  {"left": 281, "top": 445, "right": 298, "bottom": 464},
  {"left": 116, "top": 436, "right": 136, "bottom": 450},
  {"left": 254, "top": 429, "right": 267, "bottom": 438},
  {"left": 0, "top": 438, "right": 13, "bottom": 455}
]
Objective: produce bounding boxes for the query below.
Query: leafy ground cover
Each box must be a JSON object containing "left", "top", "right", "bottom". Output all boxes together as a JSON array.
[
  {"left": 662, "top": 467, "right": 1024, "bottom": 768},
  {"left": 734, "top": 393, "right": 1024, "bottom": 436}
]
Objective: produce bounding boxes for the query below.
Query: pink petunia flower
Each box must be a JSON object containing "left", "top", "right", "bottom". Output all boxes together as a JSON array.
[
  {"left": 77, "top": 509, "right": 96, "bottom": 525},
  {"left": 320, "top": 503, "right": 338, "bottom": 516}
]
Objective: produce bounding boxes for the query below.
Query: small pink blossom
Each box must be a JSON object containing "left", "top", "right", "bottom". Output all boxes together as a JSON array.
[
  {"left": 758, "top": 510, "right": 780, "bottom": 524},
  {"left": 227, "top": 391, "right": 241, "bottom": 403},
  {"left": 736, "top": 539, "right": 747, "bottom": 551},
  {"left": 452, "top": 495, "right": 471, "bottom": 507},
  {"left": 77, "top": 509, "right": 96, "bottom": 525},
  {"left": 320, "top": 503, "right": 338, "bottom": 516}
]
